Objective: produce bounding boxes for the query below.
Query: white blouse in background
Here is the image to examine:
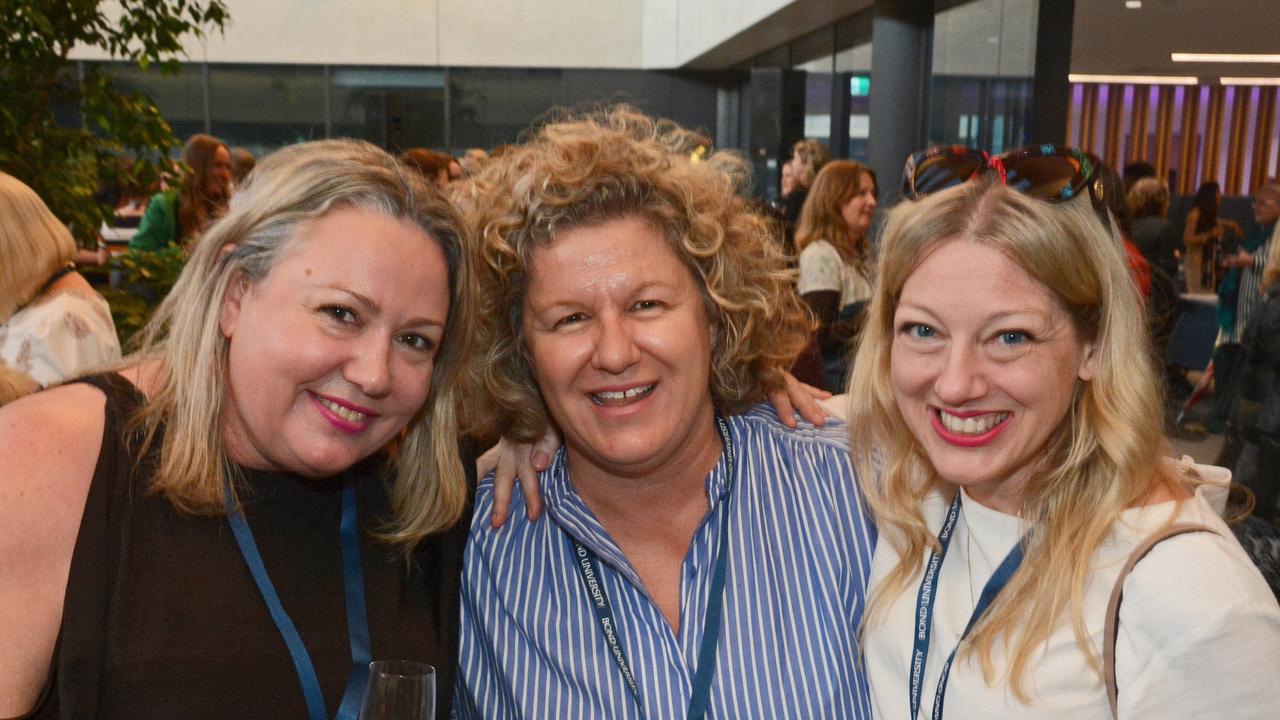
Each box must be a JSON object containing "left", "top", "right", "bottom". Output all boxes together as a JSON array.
[
  {"left": 864, "top": 463, "right": 1280, "bottom": 719},
  {"left": 796, "top": 239, "right": 871, "bottom": 308},
  {"left": 1, "top": 290, "right": 121, "bottom": 387}
]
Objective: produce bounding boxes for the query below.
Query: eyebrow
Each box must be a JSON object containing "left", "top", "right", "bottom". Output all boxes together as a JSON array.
[
  {"left": 329, "top": 285, "right": 446, "bottom": 328},
  {"left": 896, "top": 303, "right": 1051, "bottom": 328}
]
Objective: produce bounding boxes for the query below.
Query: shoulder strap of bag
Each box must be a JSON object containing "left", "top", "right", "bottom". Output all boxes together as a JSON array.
[{"left": 1105, "top": 521, "right": 1219, "bottom": 718}]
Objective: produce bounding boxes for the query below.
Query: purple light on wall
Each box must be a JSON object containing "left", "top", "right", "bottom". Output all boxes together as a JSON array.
[
  {"left": 1244, "top": 86, "right": 1262, "bottom": 191},
  {"left": 1220, "top": 86, "right": 1236, "bottom": 188},
  {"left": 1070, "top": 83, "right": 1084, "bottom": 147}
]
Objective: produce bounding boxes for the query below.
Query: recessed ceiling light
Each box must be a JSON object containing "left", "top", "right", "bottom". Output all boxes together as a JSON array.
[
  {"left": 1125, "top": 1, "right": 1142, "bottom": 8},
  {"left": 1220, "top": 77, "right": 1280, "bottom": 86},
  {"left": 1069, "top": 73, "right": 1198, "bottom": 85},
  {"left": 1173, "top": 53, "right": 1280, "bottom": 63}
]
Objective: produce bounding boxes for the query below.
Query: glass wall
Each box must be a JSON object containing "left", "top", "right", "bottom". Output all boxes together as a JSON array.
[
  {"left": 929, "top": 0, "right": 1038, "bottom": 152},
  {"left": 209, "top": 64, "right": 327, "bottom": 154},
  {"left": 81, "top": 62, "right": 720, "bottom": 159}
]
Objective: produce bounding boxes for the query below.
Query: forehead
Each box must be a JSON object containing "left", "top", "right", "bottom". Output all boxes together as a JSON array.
[
  {"left": 900, "top": 240, "right": 1062, "bottom": 317},
  {"left": 526, "top": 216, "right": 692, "bottom": 297}
]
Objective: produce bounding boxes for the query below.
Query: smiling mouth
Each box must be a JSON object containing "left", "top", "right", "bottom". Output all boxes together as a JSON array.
[
  {"left": 934, "top": 408, "right": 1010, "bottom": 436},
  {"left": 316, "top": 396, "right": 370, "bottom": 423},
  {"left": 590, "top": 384, "right": 655, "bottom": 407}
]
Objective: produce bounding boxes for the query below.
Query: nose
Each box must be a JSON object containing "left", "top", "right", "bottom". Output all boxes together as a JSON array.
[
  {"left": 344, "top": 333, "right": 393, "bottom": 398},
  {"left": 933, "top": 341, "right": 987, "bottom": 406},
  {"left": 590, "top": 312, "right": 641, "bottom": 374}
]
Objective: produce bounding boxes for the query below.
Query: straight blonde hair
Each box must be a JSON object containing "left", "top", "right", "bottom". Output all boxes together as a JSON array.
[
  {"left": 0, "top": 172, "right": 77, "bottom": 322},
  {"left": 849, "top": 180, "right": 1178, "bottom": 700},
  {"left": 130, "top": 139, "right": 473, "bottom": 546}
]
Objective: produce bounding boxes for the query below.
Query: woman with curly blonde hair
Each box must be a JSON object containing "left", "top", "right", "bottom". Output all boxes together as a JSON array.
[
  {"left": 452, "top": 107, "right": 876, "bottom": 718},
  {"left": 849, "top": 155, "right": 1279, "bottom": 717}
]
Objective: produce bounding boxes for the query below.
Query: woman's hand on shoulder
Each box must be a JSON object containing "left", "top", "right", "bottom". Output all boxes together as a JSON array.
[
  {"left": 0, "top": 384, "right": 106, "bottom": 714},
  {"left": 478, "top": 427, "right": 561, "bottom": 528},
  {"left": 767, "top": 371, "right": 834, "bottom": 428}
]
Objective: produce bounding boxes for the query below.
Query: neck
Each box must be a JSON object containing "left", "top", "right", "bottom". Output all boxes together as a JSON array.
[
  {"left": 568, "top": 406, "right": 723, "bottom": 535},
  {"left": 961, "top": 479, "right": 1025, "bottom": 517}
]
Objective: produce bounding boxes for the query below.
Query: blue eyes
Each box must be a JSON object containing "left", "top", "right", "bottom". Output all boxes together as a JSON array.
[
  {"left": 907, "top": 324, "right": 936, "bottom": 339},
  {"left": 999, "top": 331, "right": 1029, "bottom": 346}
]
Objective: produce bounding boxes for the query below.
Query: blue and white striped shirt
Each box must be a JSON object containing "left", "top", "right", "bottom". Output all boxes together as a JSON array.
[{"left": 456, "top": 405, "right": 877, "bottom": 719}]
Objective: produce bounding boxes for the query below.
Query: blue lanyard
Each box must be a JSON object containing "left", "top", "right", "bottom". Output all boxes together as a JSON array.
[
  {"left": 908, "top": 493, "right": 1026, "bottom": 720},
  {"left": 225, "top": 475, "right": 372, "bottom": 720},
  {"left": 569, "top": 414, "right": 736, "bottom": 720}
]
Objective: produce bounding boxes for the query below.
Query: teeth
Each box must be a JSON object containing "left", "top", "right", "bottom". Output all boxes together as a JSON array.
[
  {"left": 318, "top": 397, "right": 368, "bottom": 423},
  {"left": 592, "top": 384, "right": 655, "bottom": 404},
  {"left": 938, "top": 410, "right": 1008, "bottom": 435}
]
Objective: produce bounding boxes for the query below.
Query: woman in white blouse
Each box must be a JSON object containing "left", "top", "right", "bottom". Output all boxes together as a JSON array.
[
  {"left": 847, "top": 159, "right": 1280, "bottom": 718},
  {"left": 795, "top": 160, "right": 878, "bottom": 391},
  {"left": 0, "top": 172, "right": 120, "bottom": 392}
]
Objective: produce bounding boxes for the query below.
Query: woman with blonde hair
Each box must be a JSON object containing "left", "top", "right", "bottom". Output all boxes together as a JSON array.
[
  {"left": 0, "top": 139, "right": 472, "bottom": 718},
  {"left": 0, "top": 172, "right": 120, "bottom": 389},
  {"left": 795, "top": 159, "right": 878, "bottom": 390},
  {"left": 851, "top": 146, "right": 1280, "bottom": 717}
]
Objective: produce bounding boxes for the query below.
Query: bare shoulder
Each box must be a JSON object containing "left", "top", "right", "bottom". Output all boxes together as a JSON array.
[
  {"left": 0, "top": 382, "right": 108, "bottom": 712},
  {"left": 0, "top": 382, "right": 107, "bottom": 491}
]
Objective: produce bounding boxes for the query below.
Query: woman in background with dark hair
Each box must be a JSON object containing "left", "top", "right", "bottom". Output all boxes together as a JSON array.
[
  {"left": 1183, "top": 180, "right": 1241, "bottom": 293},
  {"left": 130, "top": 133, "right": 232, "bottom": 251}
]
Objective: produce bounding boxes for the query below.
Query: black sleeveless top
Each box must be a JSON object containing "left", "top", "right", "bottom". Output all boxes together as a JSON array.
[{"left": 33, "top": 373, "right": 467, "bottom": 719}]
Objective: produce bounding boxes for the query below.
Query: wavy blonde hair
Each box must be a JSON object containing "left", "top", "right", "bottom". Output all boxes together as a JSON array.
[
  {"left": 129, "top": 138, "right": 473, "bottom": 546},
  {"left": 0, "top": 172, "right": 77, "bottom": 322},
  {"left": 453, "top": 106, "right": 811, "bottom": 441},
  {"left": 849, "top": 180, "right": 1179, "bottom": 700}
]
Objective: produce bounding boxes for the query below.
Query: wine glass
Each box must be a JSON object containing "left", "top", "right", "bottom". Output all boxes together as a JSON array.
[{"left": 358, "top": 660, "right": 436, "bottom": 720}]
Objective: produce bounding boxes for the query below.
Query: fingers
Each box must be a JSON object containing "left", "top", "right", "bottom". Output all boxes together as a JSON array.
[
  {"left": 480, "top": 439, "right": 519, "bottom": 529},
  {"left": 767, "top": 386, "right": 799, "bottom": 428},
  {"left": 522, "top": 426, "right": 562, "bottom": 521}
]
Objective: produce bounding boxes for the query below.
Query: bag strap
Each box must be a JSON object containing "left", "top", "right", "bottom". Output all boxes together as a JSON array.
[{"left": 1104, "top": 521, "right": 1218, "bottom": 718}]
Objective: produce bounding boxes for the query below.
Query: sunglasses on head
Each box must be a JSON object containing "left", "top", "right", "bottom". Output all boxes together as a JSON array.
[{"left": 901, "top": 145, "right": 1109, "bottom": 222}]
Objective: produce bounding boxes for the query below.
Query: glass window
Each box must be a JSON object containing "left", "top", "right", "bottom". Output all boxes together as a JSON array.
[
  {"left": 209, "top": 64, "right": 327, "bottom": 155},
  {"left": 330, "top": 67, "right": 445, "bottom": 152},
  {"left": 97, "top": 62, "right": 206, "bottom": 142},
  {"left": 449, "top": 68, "right": 564, "bottom": 151}
]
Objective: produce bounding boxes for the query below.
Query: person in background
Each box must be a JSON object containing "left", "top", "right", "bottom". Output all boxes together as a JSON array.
[
  {"left": 0, "top": 172, "right": 121, "bottom": 391},
  {"left": 1207, "top": 182, "right": 1280, "bottom": 436},
  {"left": 130, "top": 133, "right": 232, "bottom": 251},
  {"left": 399, "top": 148, "right": 454, "bottom": 190},
  {"left": 1183, "top": 180, "right": 1241, "bottom": 293},
  {"left": 1129, "top": 176, "right": 1184, "bottom": 391},
  {"left": 781, "top": 138, "right": 830, "bottom": 250},
  {"left": 453, "top": 108, "right": 875, "bottom": 719},
  {"left": 795, "top": 159, "right": 878, "bottom": 391},
  {"left": 853, "top": 147, "right": 1279, "bottom": 718},
  {"left": 229, "top": 147, "right": 256, "bottom": 187},
  {"left": 0, "top": 139, "right": 472, "bottom": 719},
  {"left": 459, "top": 148, "right": 489, "bottom": 178},
  {"left": 1229, "top": 227, "right": 1280, "bottom": 597},
  {"left": 1122, "top": 160, "right": 1156, "bottom": 195}
]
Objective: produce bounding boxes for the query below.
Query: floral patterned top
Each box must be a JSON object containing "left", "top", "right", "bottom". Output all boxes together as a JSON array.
[{"left": 1, "top": 290, "right": 121, "bottom": 387}]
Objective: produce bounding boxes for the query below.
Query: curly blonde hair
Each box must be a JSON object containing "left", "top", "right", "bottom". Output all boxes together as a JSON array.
[
  {"left": 849, "top": 180, "right": 1178, "bottom": 700},
  {"left": 454, "top": 107, "right": 811, "bottom": 441}
]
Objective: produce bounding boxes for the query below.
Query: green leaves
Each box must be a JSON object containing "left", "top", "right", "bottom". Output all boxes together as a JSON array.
[{"left": 0, "top": 0, "right": 228, "bottom": 245}]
